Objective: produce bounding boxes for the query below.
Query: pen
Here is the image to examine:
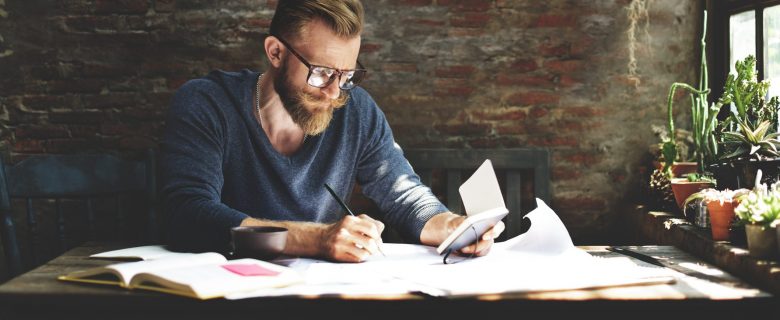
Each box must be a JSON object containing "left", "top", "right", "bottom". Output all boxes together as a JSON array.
[
  {"left": 606, "top": 246, "right": 666, "bottom": 268},
  {"left": 324, "top": 183, "right": 386, "bottom": 257}
]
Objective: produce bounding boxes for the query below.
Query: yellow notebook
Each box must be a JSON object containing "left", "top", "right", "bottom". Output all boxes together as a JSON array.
[{"left": 58, "top": 252, "right": 303, "bottom": 300}]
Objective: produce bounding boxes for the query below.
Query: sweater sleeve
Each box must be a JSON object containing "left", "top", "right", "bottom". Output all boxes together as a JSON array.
[
  {"left": 160, "top": 79, "right": 249, "bottom": 252},
  {"left": 352, "top": 90, "right": 449, "bottom": 243}
]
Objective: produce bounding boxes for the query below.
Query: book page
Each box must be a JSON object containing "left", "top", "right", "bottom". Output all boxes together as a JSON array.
[
  {"left": 61, "top": 252, "right": 225, "bottom": 287},
  {"left": 90, "top": 245, "right": 187, "bottom": 261},
  {"left": 458, "top": 160, "right": 506, "bottom": 216},
  {"left": 131, "top": 258, "right": 303, "bottom": 299}
]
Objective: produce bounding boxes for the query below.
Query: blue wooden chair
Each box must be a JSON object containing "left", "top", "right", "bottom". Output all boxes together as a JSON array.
[
  {"left": 404, "top": 148, "right": 551, "bottom": 241},
  {"left": 0, "top": 150, "right": 157, "bottom": 278}
]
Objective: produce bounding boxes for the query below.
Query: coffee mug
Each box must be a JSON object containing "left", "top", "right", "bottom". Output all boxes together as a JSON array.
[{"left": 230, "top": 226, "right": 288, "bottom": 260}]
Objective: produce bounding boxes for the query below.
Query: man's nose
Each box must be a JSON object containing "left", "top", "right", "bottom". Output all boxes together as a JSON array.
[{"left": 320, "top": 77, "right": 341, "bottom": 100}]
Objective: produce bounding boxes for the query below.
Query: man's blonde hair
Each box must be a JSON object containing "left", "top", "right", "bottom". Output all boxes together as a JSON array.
[{"left": 269, "top": 0, "right": 364, "bottom": 41}]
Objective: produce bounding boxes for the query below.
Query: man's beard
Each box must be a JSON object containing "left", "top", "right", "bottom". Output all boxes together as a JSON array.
[{"left": 275, "top": 63, "right": 348, "bottom": 136}]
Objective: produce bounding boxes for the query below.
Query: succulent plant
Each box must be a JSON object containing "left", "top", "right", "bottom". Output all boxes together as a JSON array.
[
  {"left": 734, "top": 170, "right": 780, "bottom": 227},
  {"left": 719, "top": 119, "right": 780, "bottom": 161}
]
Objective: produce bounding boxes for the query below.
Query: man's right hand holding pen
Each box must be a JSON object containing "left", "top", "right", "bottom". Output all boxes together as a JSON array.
[{"left": 319, "top": 214, "right": 386, "bottom": 262}]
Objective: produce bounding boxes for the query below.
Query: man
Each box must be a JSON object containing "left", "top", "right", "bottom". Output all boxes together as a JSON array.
[{"left": 161, "top": 0, "right": 503, "bottom": 262}]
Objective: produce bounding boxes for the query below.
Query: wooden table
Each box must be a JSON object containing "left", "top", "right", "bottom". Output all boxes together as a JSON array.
[{"left": 0, "top": 243, "right": 775, "bottom": 320}]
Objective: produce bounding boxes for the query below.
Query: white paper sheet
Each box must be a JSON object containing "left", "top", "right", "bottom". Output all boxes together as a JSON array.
[
  {"left": 226, "top": 199, "right": 676, "bottom": 300},
  {"left": 459, "top": 160, "right": 506, "bottom": 216}
]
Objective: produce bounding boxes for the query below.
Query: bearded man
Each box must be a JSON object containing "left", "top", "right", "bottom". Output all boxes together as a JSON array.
[{"left": 161, "top": 0, "right": 502, "bottom": 262}]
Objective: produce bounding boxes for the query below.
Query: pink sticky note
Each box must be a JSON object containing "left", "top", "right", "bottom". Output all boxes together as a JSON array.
[{"left": 222, "top": 263, "right": 280, "bottom": 276}]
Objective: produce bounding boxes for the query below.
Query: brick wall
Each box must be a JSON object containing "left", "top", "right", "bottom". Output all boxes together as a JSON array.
[{"left": 0, "top": 0, "right": 702, "bottom": 243}]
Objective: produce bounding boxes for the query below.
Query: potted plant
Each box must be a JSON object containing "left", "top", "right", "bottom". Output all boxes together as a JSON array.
[
  {"left": 662, "top": 11, "right": 717, "bottom": 210},
  {"left": 684, "top": 188, "right": 749, "bottom": 240},
  {"left": 734, "top": 170, "right": 780, "bottom": 259},
  {"left": 710, "top": 55, "right": 780, "bottom": 189}
]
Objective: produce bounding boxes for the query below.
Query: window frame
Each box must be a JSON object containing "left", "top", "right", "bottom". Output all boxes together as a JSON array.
[{"left": 709, "top": 0, "right": 780, "bottom": 104}]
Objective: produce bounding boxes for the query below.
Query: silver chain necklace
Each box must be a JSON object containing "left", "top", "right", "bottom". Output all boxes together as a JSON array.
[
  {"left": 255, "top": 73, "right": 263, "bottom": 121},
  {"left": 255, "top": 73, "right": 307, "bottom": 144}
]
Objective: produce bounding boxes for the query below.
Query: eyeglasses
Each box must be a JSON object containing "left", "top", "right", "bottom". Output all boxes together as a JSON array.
[{"left": 274, "top": 35, "right": 367, "bottom": 90}]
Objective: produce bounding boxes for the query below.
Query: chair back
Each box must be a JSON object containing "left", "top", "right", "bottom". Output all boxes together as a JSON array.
[
  {"left": 0, "top": 150, "right": 157, "bottom": 278},
  {"left": 404, "top": 148, "right": 551, "bottom": 240}
]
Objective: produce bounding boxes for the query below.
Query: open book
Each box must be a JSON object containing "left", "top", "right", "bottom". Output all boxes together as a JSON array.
[
  {"left": 437, "top": 160, "right": 509, "bottom": 254},
  {"left": 58, "top": 252, "right": 303, "bottom": 299}
]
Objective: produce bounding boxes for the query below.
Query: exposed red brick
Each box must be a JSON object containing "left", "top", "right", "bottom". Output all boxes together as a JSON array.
[
  {"left": 544, "top": 60, "right": 584, "bottom": 74},
  {"left": 14, "top": 125, "right": 70, "bottom": 139},
  {"left": 82, "top": 93, "right": 140, "bottom": 109},
  {"left": 69, "top": 125, "right": 100, "bottom": 138},
  {"left": 441, "top": 0, "right": 492, "bottom": 12},
  {"left": 167, "top": 78, "right": 189, "bottom": 90},
  {"left": 381, "top": 63, "right": 418, "bottom": 73},
  {"left": 563, "top": 106, "right": 608, "bottom": 118},
  {"left": 468, "top": 138, "right": 500, "bottom": 148},
  {"left": 496, "top": 74, "right": 554, "bottom": 88},
  {"left": 447, "top": 28, "right": 485, "bottom": 37},
  {"left": 120, "top": 109, "right": 165, "bottom": 121},
  {"left": 49, "top": 111, "right": 108, "bottom": 125},
  {"left": 22, "top": 95, "right": 78, "bottom": 110},
  {"left": 534, "top": 14, "right": 577, "bottom": 28},
  {"left": 471, "top": 109, "right": 526, "bottom": 121},
  {"left": 267, "top": 0, "right": 278, "bottom": 8},
  {"left": 511, "top": 59, "right": 537, "bottom": 72},
  {"left": 529, "top": 106, "right": 549, "bottom": 118},
  {"left": 243, "top": 18, "right": 271, "bottom": 28},
  {"left": 556, "top": 120, "right": 603, "bottom": 132},
  {"left": 405, "top": 18, "right": 446, "bottom": 27},
  {"left": 538, "top": 43, "right": 570, "bottom": 57},
  {"left": 434, "top": 123, "right": 491, "bottom": 136},
  {"left": 558, "top": 75, "right": 582, "bottom": 87},
  {"left": 434, "top": 86, "right": 474, "bottom": 97},
  {"left": 46, "top": 79, "right": 105, "bottom": 94},
  {"left": 44, "top": 139, "right": 100, "bottom": 153},
  {"left": 95, "top": 0, "right": 149, "bottom": 14},
  {"left": 529, "top": 136, "right": 578, "bottom": 147},
  {"left": 155, "top": 0, "right": 176, "bottom": 12},
  {"left": 450, "top": 13, "right": 491, "bottom": 28},
  {"left": 63, "top": 16, "right": 116, "bottom": 33},
  {"left": 435, "top": 65, "right": 476, "bottom": 78},
  {"left": 360, "top": 43, "right": 382, "bottom": 54},
  {"left": 554, "top": 197, "right": 607, "bottom": 211},
  {"left": 552, "top": 167, "right": 582, "bottom": 180},
  {"left": 507, "top": 91, "right": 560, "bottom": 106},
  {"left": 399, "top": 0, "right": 432, "bottom": 5},
  {"left": 562, "top": 153, "right": 599, "bottom": 165},
  {"left": 80, "top": 63, "right": 137, "bottom": 78},
  {"left": 101, "top": 124, "right": 132, "bottom": 136},
  {"left": 496, "top": 125, "right": 527, "bottom": 135},
  {"left": 119, "top": 136, "right": 158, "bottom": 150},
  {"left": 13, "top": 140, "right": 45, "bottom": 153}
]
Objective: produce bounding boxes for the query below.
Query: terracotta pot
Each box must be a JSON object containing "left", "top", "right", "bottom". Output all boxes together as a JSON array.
[
  {"left": 707, "top": 200, "right": 736, "bottom": 241},
  {"left": 745, "top": 224, "right": 778, "bottom": 259},
  {"left": 671, "top": 178, "right": 714, "bottom": 210},
  {"left": 653, "top": 161, "right": 699, "bottom": 178}
]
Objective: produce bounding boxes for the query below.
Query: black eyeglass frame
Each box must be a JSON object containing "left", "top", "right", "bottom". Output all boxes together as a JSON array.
[{"left": 273, "top": 35, "right": 367, "bottom": 90}]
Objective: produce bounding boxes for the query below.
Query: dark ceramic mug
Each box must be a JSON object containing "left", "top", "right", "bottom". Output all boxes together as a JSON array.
[{"left": 230, "top": 226, "right": 288, "bottom": 260}]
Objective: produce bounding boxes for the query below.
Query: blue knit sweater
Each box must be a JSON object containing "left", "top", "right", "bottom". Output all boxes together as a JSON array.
[{"left": 160, "top": 70, "right": 448, "bottom": 252}]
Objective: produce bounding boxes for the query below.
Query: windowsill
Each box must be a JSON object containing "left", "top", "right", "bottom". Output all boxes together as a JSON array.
[{"left": 626, "top": 204, "right": 780, "bottom": 295}]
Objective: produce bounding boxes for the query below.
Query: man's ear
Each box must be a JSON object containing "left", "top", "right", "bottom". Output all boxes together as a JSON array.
[{"left": 264, "top": 36, "right": 284, "bottom": 68}]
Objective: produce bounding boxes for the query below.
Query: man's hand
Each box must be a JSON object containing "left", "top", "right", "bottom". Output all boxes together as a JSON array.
[
  {"left": 420, "top": 212, "right": 505, "bottom": 257},
  {"left": 453, "top": 216, "right": 505, "bottom": 256},
  {"left": 319, "top": 214, "right": 385, "bottom": 262},
  {"left": 240, "top": 214, "right": 384, "bottom": 262}
]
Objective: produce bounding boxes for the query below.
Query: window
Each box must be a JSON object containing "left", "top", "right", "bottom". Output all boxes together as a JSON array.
[{"left": 710, "top": 0, "right": 780, "bottom": 102}]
